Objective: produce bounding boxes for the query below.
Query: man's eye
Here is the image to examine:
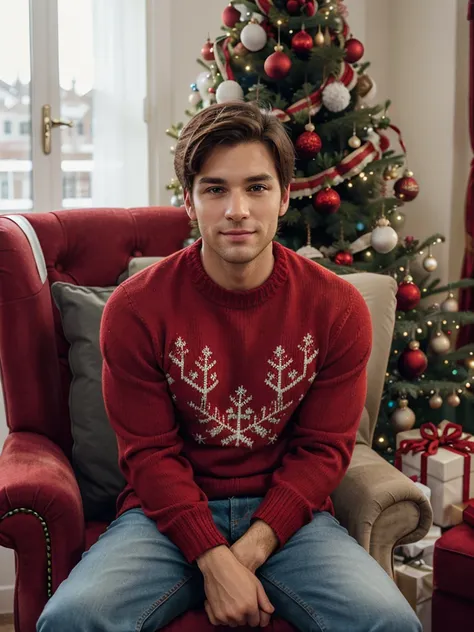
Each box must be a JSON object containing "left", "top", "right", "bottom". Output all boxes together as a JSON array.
[
  {"left": 206, "top": 187, "right": 225, "bottom": 194},
  {"left": 249, "top": 185, "right": 267, "bottom": 193}
]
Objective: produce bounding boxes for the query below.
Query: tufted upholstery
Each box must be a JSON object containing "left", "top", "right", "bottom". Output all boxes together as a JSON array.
[{"left": 0, "top": 208, "right": 432, "bottom": 632}]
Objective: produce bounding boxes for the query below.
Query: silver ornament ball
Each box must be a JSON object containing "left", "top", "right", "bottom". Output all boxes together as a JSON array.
[
  {"left": 441, "top": 293, "right": 459, "bottom": 313},
  {"left": 429, "top": 394, "right": 443, "bottom": 409},
  {"left": 171, "top": 194, "right": 184, "bottom": 207},
  {"left": 429, "top": 332, "right": 451, "bottom": 355},
  {"left": 423, "top": 255, "right": 438, "bottom": 272}
]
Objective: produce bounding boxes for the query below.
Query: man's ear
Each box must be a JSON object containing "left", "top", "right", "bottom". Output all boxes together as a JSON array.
[
  {"left": 279, "top": 185, "right": 291, "bottom": 218},
  {"left": 184, "top": 190, "right": 196, "bottom": 220}
]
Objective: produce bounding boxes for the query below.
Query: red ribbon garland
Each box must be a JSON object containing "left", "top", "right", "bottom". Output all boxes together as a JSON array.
[{"left": 395, "top": 422, "right": 474, "bottom": 502}]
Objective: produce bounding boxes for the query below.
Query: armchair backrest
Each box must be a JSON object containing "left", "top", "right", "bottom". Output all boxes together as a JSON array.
[
  {"left": 0, "top": 208, "right": 190, "bottom": 456},
  {"left": 0, "top": 207, "right": 396, "bottom": 457}
]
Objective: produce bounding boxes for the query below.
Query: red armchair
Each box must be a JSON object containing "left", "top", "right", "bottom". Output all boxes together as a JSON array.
[{"left": 0, "top": 208, "right": 431, "bottom": 632}]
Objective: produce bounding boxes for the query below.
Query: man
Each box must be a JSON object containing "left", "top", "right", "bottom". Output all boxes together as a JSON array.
[{"left": 37, "top": 101, "right": 420, "bottom": 632}]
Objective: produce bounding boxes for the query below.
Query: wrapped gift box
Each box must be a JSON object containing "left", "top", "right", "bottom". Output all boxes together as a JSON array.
[
  {"left": 394, "top": 559, "right": 432, "bottom": 631},
  {"left": 450, "top": 500, "right": 474, "bottom": 527},
  {"left": 397, "top": 525, "right": 441, "bottom": 567},
  {"left": 396, "top": 422, "right": 474, "bottom": 527}
]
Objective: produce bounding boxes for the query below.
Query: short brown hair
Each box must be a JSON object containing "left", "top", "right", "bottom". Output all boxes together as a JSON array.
[{"left": 174, "top": 101, "right": 295, "bottom": 195}]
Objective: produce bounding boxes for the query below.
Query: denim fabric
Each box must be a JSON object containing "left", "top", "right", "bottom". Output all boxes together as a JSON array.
[{"left": 37, "top": 497, "right": 421, "bottom": 632}]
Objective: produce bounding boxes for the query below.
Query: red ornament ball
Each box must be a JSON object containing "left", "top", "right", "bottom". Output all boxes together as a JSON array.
[
  {"left": 313, "top": 187, "right": 341, "bottom": 214},
  {"left": 334, "top": 251, "right": 353, "bottom": 266},
  {"left": 394, "top": 174, "right": 420, "bottom": 202},
  {"left": 304, "top": 1, "right": 316, "bottom": 17},
  {"left": 291, "top": 29, "right": 314, "bottom": 54},
  {"left": 295, "top": 130, "right": 322, "bottom": 159},
  {"left": 201, "top": 39, "right": 215, "bottom": 61},
  {"left": 264, "top": 50, "right": 292, "bottom": 80},
  {"left": 396, "top": 279, "right": 421, "bottom": 311},
  {"left": 344, "top": 38, "right": 365, "bottom": 63},
  {"left": 286, "top": 0, "right": 301, "bottom": 14},
  {"left": 222, "top": 4, "right": 241, "bottom": 28},
  {"left": 398, "top": 342, "right": 428, "bottom": 380}
]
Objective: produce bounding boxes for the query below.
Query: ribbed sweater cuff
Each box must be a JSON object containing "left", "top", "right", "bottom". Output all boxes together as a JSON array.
[
  {"left": 251, "top": 486, "right": 312, "bottom": 548},
  {"left": 166, "top": 507, "right": 229, "bottom": 564}
]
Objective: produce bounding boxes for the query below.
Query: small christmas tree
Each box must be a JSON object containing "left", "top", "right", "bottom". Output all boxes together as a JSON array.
[{"left": 166, "top": 0, "right": 474, "bottom": 461}]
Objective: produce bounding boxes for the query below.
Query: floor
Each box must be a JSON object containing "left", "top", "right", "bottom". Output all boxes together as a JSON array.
[{"left": 0, "top": 614, "right": 13, "bottom": 632}]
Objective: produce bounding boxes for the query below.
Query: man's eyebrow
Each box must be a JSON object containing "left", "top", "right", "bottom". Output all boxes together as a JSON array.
[{"left": 197, "top": 174, "right": 275, "bottom": 185}]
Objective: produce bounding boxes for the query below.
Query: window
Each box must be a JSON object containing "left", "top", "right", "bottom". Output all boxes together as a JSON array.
[
  {"left": 62, "top": 173, "right": 76, "bottom": 199},
  {"left": 3, "top": 121, "right": 12, "bottom": 135},
  {"left": 0, "top": 173, "right": 8, "bottom": 199},
  {"left": 19, "top": 121, "right": 30, "bottom": 135}
]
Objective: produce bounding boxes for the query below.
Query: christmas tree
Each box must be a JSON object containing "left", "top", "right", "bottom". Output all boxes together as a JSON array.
[{"left": 166, "top": 0, "right": 474, "bottom": 461}]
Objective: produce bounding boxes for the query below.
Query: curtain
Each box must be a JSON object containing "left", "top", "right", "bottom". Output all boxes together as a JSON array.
[
  {"left": 458, "top": 0, "right": 474, "bottom": 347},
  {"left": 92, "top": 0, "right": 148, "bottom": 207}
]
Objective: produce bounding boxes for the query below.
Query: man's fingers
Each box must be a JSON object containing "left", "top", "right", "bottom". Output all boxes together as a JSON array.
[
  {"left": 259, "top": 610, "right": 272, "bottom": 627},
  {"left": 204, "top": 599, "right": 219, "bottom": 626}
]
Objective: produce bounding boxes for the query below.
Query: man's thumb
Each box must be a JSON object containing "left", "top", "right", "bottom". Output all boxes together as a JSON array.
[{"left": 257, "top": 582, "right": 275, "bottom": 614}]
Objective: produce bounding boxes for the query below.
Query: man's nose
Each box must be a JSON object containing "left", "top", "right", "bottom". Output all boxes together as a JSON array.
[{"left": 225, "top": 191, "right": 250, "bottom": 221}]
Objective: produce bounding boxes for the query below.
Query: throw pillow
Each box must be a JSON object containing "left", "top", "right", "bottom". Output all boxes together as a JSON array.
[{"left": 51, "top": 282, "right": 124, "bottom": 521}]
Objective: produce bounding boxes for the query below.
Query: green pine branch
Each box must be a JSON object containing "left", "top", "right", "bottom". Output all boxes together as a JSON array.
[
  {"left": 423, "top": 279, "right": 474, "bottom": 297},
  {"left": 387, "top": 381, "right": 474, "bottom": 399}
]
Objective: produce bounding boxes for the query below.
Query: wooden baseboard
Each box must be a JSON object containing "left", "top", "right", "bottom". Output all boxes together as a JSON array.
[{"left": 0, "top": 614, "right": 13, "bottom": 624}]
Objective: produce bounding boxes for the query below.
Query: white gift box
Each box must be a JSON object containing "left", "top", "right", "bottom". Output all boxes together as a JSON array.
[
  {"left": 397, "top": 525, "right": 441, "bottom": 568},
  {"left": 396, "top": 424, "right": 474, "bottom": 527}
]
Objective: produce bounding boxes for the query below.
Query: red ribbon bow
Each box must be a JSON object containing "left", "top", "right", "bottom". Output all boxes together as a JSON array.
[{"left": 396, "top": 422, "right": 474, "bottom": 502}]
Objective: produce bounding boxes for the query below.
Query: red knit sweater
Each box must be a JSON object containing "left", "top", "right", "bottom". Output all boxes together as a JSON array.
[{"left": 100, "top": 239, "right": 372, "bottom": 564}]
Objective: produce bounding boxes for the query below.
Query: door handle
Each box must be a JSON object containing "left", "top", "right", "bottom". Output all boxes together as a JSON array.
[{"left": 42, "top": 104, "right": 74, "bottom": 155}]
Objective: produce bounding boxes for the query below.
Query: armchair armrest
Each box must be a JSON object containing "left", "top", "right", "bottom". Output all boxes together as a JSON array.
[
  {"left": 331, "top": 443, "right": 433, "bottom": 579},
  {"left": 0, "top": 431, "right": 85, "bottom": 632}
]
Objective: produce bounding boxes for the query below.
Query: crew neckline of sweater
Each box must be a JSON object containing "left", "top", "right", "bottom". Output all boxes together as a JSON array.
[{"left": 186, "top": 238, "right": 289, "bottom": 309}]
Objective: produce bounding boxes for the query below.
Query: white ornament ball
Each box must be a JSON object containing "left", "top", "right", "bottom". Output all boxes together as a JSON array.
[
  {"left": 441, "top": 293, "right": 459, "bottom": 313},
  {"left": 241, "top": 22, "right": 267, "bottom": 52},
  {"left": 322, "top": 82, "right": 351, "bottom": 113},
  {"left": 429, "top": 332, "right": 451, "bottom": 355},
  {"left": 216, "top": 80, "right": 244, "bottom": 104},
  {"left": 447, "top": 393, "right": 461, "bottom": 407},
  {"left": 423, "top": 255, "right": 438, "bottom": 272},
  {"left": 188, "top": 92, "right": 201, "bottom": 107},
  {"left": 429, "top": 394, "right": 443, "bottom": 409},
  {"left": 371, "top": 224, "right": 399, "bottom": 254},
  {"left": 391, "top": 401, "right": 416, "bottom": 433},
  {"left": 196, "top": 71, "right": 215, "bottom": 102}
]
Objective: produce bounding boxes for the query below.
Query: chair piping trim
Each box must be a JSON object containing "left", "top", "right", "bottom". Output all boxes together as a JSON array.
[{"left": 0, "top": 507, "right": 53, "bottom": 598}]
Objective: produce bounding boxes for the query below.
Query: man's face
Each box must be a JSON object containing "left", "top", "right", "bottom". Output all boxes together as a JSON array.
[{"left": 185, "top": 141, "right": 290, "bottom": 266}]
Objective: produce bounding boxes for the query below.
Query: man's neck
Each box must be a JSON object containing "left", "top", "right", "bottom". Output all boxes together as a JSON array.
[{"left": 200, "top": 241, "right": 275, "bottom": 291}]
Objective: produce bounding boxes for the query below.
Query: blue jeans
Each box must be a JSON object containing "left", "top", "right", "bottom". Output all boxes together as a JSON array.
[{"left": 37, "top": 497, "right": 420, "bottom": 632}]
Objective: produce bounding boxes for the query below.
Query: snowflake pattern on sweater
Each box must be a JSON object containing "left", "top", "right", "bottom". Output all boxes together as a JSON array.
[{"left": 166, "top": 334, "right": 318, "bottom": 448}]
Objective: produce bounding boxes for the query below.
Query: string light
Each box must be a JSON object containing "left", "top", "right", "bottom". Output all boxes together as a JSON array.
[
  {"left": 348, "top": 183, "right": 353, "bottom": 188},
  {"left": 427, "top": 321, "right": 432, "bottom": 326},
  {"left": 245, "top": 65, "right": 252, "bottom": 71},
  {"left": 403, "top": 331, "right": 408, "bottom": 337}
]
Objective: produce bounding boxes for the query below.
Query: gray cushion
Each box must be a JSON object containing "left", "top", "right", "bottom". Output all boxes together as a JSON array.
[{"left": 51, "top": 282, "right": 124, "bottom": 521}]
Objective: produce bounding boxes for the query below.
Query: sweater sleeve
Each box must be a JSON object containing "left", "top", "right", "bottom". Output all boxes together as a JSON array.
[
  {"left": 100, "top": 285, "right": 229, "bottom": 564},
  {"left": 251, "top": 286, "right": 372, "bottom": 548}
]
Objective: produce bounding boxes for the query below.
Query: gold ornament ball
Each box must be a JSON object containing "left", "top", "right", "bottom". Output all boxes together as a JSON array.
[
  {"left": 348, "top": 135, "right": 362, "bottom": 149},
  {"left": 314, "top": 30, "right": 325, "bottom": 47},
  {"left": 391, "top": 401, "right": 416, "bottom": 433},
  {"left": 389, "top": 211, "right": 406, "bottom": 230},
  {"left": 375, "top": 434, "right": 389, "bottom": 449},
  {"left": 423, "top": 255, "right": 438, "bottom": 272},
  {"left": 408, "top": 340, "right": 421, "bottom": 351},
  {"left": 429, "top": 394, "right": 443, "bottom": 409},
  {"left": 447, "top": 393, "right": 461, "bottom": 407},
  {"left": 465, "top": 357, "right": 474, "bottom": 370}
]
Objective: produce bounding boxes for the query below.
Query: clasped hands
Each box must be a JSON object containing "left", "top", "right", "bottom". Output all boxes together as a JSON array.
[{"left": 200, "top": 520, "right": 279, "bottom": 628}]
